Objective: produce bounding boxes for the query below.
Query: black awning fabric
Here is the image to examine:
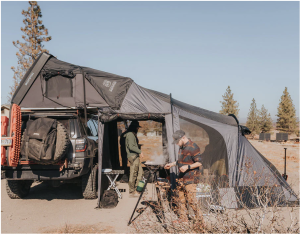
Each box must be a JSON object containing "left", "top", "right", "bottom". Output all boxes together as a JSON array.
[
  {"left": 98, "top": 107, "right": 167, "bottom": 123},
  {"left": 99, "top": 112, "right": 166, "bottom": 123}
]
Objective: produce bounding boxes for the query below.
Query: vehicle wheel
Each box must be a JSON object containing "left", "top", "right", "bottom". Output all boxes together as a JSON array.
[
  {"left": 54, "top": 121, "right": 70, "bottom": 162},
  {"left": 82, "top": 164, "right": 109, "bottom": 199},
  {"left": 6, "top": 180, "right": 33, "bottom": 199}
]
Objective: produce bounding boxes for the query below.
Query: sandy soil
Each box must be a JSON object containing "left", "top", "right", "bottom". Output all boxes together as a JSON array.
[
  {"left": 1, "top": 180, "right": 157, "bottom": 233},
  {"left": 249, "top": 140, "right": 299, "bottom": 193}
]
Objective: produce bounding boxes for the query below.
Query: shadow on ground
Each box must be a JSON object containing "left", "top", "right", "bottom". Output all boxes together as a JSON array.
[
  {"left": 24, "top": 182, "right": 83, "bottom": 201},
  {"left": 130, "top": 200, "right": 165, "bottom": 225}
]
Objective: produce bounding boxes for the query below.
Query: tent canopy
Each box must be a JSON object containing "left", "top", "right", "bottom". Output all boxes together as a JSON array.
[{"left": 12, "top": 53, "right": 298, "bottom": 208}]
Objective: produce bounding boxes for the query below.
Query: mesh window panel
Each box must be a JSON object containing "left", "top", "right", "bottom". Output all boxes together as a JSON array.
[
  {"left": 46, "top": 76, "right": 72, "bottom": 98},
  {"left": 179, "top": 116, "right": 229, "bottom": 186},
  {"left": 179, "top": 118, "right": 209, "bottom": 154}
]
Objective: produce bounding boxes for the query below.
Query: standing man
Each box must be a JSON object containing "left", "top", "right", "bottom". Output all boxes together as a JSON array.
[
  {"left": 124, "top": 120, "right": 144, "bottom": 197},
  {"left": 164, "top": 130, "right": 202, "bottom": 221}
]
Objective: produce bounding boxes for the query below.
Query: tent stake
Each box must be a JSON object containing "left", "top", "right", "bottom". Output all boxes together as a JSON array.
[{"left": 282, "top": 148, "right": 288, "bottom": 180}]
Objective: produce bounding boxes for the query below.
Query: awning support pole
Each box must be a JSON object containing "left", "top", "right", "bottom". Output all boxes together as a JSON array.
[
  {"left": 81, "top": 68, "right": 88, "bottom": 127},
  {"left": 96, "top": 116, "right": 105, "bottom": 208},
  {"left": 170, "top": 93, "right": 177, "bottom": 190},
  {"left": 170, "top": 93, "right": 174, "bottom": 134}
]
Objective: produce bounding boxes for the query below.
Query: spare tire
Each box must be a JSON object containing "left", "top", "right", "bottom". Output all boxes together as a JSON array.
[
  {"left": 53, "top": 121, "right": 70, "bottom": 163},
  {"left": 21, "top": 120, "right": 70, "bottom": 164}
]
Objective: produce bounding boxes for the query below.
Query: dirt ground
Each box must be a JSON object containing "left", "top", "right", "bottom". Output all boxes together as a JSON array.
[
  {"left": 1, "top": 139, "right": 299, "bottom": 233},
  {"left": 1, "top": 179, "right": 157, "bottom": 233}
]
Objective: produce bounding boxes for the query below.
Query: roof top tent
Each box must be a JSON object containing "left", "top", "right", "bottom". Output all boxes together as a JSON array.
[{"left": 12, "top": 53, "right": 298, "bottom": 208}]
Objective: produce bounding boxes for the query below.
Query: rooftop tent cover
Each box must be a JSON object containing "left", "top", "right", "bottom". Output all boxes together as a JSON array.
[{"left": 11, "top": 53, "right": 133, "bottom": 109}]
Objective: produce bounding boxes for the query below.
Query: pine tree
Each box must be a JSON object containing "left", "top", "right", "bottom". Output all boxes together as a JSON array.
[
  {"left": 8, "top": 1, "right": 51, "bottom": 102},
  {"left": 219, "top": 86, "right": 239, "bottom": 118},
  {"left": 276, "top": 87, "right": 298, "bottom": 134},
  {"left": 258, "top": 105, "right": 273, "bottom": 133},
  {"left": 246, "top": 98, "right": 260, "bottom": 138}
]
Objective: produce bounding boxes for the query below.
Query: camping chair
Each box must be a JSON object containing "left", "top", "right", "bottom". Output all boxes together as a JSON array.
[{"left": 102, "top": 169, "right": 124, "bottom": 199}]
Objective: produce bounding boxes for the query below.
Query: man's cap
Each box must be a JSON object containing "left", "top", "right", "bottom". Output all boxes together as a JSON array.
[
  {"left": 129, "top": 120, "right": 142, "bottom": 128},
  {"left": 172, "top": 130, "right": 185, "bottom": 144}
]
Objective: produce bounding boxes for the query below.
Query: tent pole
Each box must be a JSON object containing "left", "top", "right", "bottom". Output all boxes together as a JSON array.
[
  {"left": 170, "top": 93, "right": 174, "bottom": 134},
  {"left": 170, "top": 93, "right": 177, "bottom": 190},
  {"left": 81, "top": 68, "right": 88, "bottom": 127},
  {"left": 97, "top": 115, "right": 104, "bottom": 208}
]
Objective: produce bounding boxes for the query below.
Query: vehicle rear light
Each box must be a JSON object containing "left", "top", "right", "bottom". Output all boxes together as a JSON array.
[{"left": 76, "top": 138, "right": 87, "bottom": 152}]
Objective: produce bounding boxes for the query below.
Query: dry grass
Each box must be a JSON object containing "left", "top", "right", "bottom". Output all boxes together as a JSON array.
[
  {"left": 129, "top": 152, "right": 299, "bottom": 233},
  {"left": 130, "top": 176, "right": 299, "bottom": 233},
  {"left": 43, "top": 222, "right": 115, "bottom": 233}
]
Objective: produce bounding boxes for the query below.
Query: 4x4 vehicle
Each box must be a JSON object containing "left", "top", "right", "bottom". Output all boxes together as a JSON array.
[{"left": 3, "top": 109, "right": 104, "bottom": 199}]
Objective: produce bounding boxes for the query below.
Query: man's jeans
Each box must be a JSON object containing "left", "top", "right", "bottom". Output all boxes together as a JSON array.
[{"left": 177, "top": 184, "right": 203, "bottom": 220}]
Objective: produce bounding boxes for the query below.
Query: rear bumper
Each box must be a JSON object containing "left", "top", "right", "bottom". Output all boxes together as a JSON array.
[{"left": 5, "top": 169, "right": 81, "bottom": 180}]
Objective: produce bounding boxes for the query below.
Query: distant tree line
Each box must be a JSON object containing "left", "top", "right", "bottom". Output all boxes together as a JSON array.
[{"left": 220, "top": 86, "right": 298, "bottom": 136}]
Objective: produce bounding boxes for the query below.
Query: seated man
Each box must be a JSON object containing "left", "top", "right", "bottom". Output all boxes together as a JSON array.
[{"left": 164, "top": 130, "right": 203, "bottom": 221}]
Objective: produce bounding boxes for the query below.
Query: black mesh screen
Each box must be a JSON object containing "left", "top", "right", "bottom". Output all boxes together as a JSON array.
[
  {"left": 179, "top": 116, "right": 229, "bottom": 182},
  {"left": 46, "top": 76, "right": 72, "bottom": 98},
  {"left": 179, "top": 118, "right": 209, "bottom": 154}
]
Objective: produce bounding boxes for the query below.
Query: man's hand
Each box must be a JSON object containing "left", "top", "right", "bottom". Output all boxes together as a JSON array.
[
  {"left": 179, "top": 165, "right": 189, "bottom": 173},
  {"left": 140, "top": 152, "right": 144, "bottom": 158},
  {"left": 164, "top": 163, "right": 172, "bottom": 170}
]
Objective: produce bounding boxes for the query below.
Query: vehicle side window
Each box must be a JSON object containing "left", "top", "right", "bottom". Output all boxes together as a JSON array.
[{"left": 87, "top": 119, "right": 98, "bottom": 137}]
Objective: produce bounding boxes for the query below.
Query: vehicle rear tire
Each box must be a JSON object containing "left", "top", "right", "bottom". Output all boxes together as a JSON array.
[
  {"left": 6, "top": 180, "right": 33, "bottom": 199},
  {"left": 82, "top": 164, "right": 109, "bottom": 199}
]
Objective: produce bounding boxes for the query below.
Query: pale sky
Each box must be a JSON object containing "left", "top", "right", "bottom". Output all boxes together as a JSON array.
[{"left": 1, "top": 1, "right": 299, "bottom": 123}]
